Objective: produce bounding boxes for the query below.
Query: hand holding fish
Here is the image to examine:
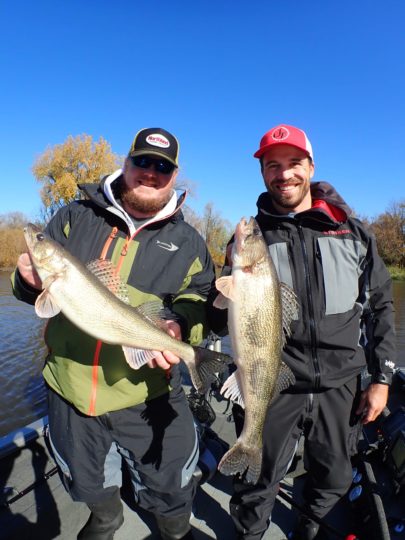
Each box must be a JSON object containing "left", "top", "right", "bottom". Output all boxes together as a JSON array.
[{"left": 17, "top": 252, "right": 43, "bottom": 290}]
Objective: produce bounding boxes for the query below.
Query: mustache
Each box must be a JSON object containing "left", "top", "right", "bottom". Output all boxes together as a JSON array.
[{"left": 273, "top": 180, "right": 301, "bottom": 185}]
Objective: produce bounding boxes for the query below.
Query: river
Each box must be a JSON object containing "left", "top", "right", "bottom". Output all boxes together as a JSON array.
[{"left": 0, "top": 271, "right": 404, "bottom": 437}]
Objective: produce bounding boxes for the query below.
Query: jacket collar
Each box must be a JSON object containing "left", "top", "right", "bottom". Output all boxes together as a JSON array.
[{"left": 79, "top": 169, "right": 186, "bottom": 236}]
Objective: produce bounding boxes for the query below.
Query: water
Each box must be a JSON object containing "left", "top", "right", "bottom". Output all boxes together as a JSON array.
[
  {"left": 0, "top": 271, "right": 404, "bottom": 437},
  {"left": 0, "top": 272, "right": 47, "bottom": 437}
]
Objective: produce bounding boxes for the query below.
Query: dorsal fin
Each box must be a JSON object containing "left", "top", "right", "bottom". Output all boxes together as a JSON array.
[
  {"left": 275, "top": 362, "right": 296, "bottom": 393},
  {"left": 134, "top": 301, "right": 181, "bottom": 330},
  {"left": 280, "top": 282, "right": 299, "bottom": 346},
  {"left": 86, "top": 259, "right": 130, "bottom": 304},
  {"left": 135, "top": 301, "right": 166, "bottom": 327}
]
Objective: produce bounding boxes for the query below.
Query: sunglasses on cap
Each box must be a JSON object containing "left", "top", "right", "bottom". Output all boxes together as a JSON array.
[{"left": 131, "top": 155, "right": 176, "bottom": 175}]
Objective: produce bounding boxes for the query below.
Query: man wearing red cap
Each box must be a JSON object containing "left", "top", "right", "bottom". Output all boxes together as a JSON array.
[{"left": 208, "top": 124, "right": 396, "bottom": 539}]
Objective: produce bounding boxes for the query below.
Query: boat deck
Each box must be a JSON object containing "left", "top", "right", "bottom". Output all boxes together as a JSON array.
[
  {"left": 0, "top": 386, "right": 357, "bottom": 540},
  {"left": 2, "top": 372, "right": 405, "bottom": 539}
]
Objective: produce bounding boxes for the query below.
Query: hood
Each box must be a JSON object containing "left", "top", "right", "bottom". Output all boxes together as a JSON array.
[
  {"left": 79, "top": 169, "right": 186, "bottom": 236},
  {"left": 257, "top": 181, "right": 352, "bottom": 224}
]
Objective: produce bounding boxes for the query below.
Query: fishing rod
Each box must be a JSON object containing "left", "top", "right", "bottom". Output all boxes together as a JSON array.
[
  {"left": 1, "top": 465, "right": 59, "bottom": 509},
  {"left": 277, "top": 487, "right": 359, "bottom": 540}
]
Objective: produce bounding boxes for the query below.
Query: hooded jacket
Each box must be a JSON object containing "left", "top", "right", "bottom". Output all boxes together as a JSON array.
[
  {"left": 208, "top": 181, "right": 396, "bottom": 391},
  {"left": 12, "top": 171, "right": 216, "bottom": 415}
]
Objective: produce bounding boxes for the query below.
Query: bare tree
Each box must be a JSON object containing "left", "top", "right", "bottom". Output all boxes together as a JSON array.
[{"left": 183, "top": 202, "right": 233, "bottom": 270}]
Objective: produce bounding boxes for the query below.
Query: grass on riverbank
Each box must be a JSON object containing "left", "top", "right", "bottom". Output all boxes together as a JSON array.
[{"left": 388, "top": 266, "right": 405, "bottom": 281}]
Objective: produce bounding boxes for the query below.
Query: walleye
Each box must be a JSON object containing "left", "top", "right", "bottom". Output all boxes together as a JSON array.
[
  {"left": 214, "top": 217, "right": 298, "bottom": 484},
  {"left": 24, "top": 223, "right": 231, "bottom": 394}
]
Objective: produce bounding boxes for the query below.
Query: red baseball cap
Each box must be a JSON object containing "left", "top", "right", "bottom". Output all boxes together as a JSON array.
[{"left": 254, "top": 124, "right": 314, "bottom": 161}]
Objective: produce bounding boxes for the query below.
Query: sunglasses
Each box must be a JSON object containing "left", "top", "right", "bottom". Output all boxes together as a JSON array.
[{"left": 131, "top": 155, "right": 176, "bottom": 175}]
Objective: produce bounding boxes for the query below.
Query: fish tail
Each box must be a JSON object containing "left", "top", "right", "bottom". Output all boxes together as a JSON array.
[
  {"left": 218, "top": 442, "right": 262, "bottom": 484},
  {"left": 189, "top": 347, "right": 233, "bottom": 394}
]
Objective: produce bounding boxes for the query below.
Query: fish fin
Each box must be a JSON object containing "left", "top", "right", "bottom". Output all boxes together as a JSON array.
[
  {"left": 215, "top": 276, "right": 235, "bottom": 301},
  {"left": 220, "top": 371, "right": 245, "bottom": 409},
  {"left": 87, "top": 259, "right": 130, "bottom": 303},
  {"left": 122, "top": 347, "right": 160, "bottom": 369},
  {"left": 213, "top": 293, "right": 228, "bottom": 310},
  {"left": 35, "top": 290, "right": 61, "bottom": 318},
  {"left": 134, "top": 301, "right": 176, "bottom": 328},
  {"left": 275, "top": 361, "right": 296, "bottom": 393},
  {"left": 280, "top": 282, "right": 299, "bottom": 346},
  {"left": 188, "top": 347, "right": 233, "bottom": 394},
  {"left": 218, "top": 442, "right": 262, "bottom": 484}
]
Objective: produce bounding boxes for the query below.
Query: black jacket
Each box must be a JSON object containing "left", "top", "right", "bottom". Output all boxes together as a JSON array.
[{"left": 208, "top": 182, "right": 396, "bottom": 391}]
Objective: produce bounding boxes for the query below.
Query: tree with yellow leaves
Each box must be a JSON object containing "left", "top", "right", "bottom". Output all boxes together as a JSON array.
[
  {"left": 183, "top": 202, "right": 233, "bottom": 272},
  {"left": 32, "top": 134, "right": 123, "bottom": 219}
]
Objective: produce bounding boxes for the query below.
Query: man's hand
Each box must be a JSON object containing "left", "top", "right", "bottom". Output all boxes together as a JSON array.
[
  {"left": 17, "top": 253, "right": 42, "bottom": 290},
  {"left": 356, "top": 383, "right": 389, "bottom": 424},
  {"left": 147, "top": 320, "right": 182, "bottom": 370}
]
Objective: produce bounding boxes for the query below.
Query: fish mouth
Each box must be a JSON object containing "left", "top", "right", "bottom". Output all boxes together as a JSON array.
[
  {"left": 234, "top": 217, "right": 261, "bottom": 253},
  {"left": 235, "top": 217, "right": 249, "bottom": 245}
]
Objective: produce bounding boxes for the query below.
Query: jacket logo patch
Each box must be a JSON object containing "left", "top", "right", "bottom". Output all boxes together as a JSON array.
[
  {"left": 323, "top": 229, "right": 351, "bottom": 236},
  {"left": 156, "top": 240, "right": 179, "bottom": 252}
]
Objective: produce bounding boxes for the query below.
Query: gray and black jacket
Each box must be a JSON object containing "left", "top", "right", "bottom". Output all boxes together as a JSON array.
[
  {"left": 208, "top": 181, "right": 396, "bottom": 391},
  {"left": 12, "top": 170, "right": 215, "bottom": 415}
]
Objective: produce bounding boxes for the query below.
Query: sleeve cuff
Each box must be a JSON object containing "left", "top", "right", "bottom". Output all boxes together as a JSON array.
[
  {"left": 13, "top": 268, "right": 41, "bottom": 305},
  {"left": 371, "top": 372, "right": 392, "bottom": 385}
]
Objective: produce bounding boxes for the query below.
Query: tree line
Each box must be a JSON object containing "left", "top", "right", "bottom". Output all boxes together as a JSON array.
[
  {"left": 0, "top": 134, "right": 404, "bottom": 274},
  {"left": 361, "top": 201, "right": 405, "bottom": 269}
]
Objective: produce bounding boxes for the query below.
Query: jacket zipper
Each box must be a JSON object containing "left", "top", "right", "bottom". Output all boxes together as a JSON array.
[
  {"left": 297, "top": 224, "right": 321, "bottom": 390},
  {"left": 88, "top": 226, "right": 123, "bottom": 416},
  {"left": 87, "top": 214, "right": 177, "bottom": 415}
]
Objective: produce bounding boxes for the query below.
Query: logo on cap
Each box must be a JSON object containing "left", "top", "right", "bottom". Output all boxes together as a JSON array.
[
  {"left": 272, "top": 127, "right": 290, "bottom": 141},
  {"left": 146, "top": 134, "right": 170, "bottom": 148}
]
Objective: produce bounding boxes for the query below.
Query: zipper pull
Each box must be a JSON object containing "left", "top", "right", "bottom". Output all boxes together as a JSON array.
[
  {"left": 121, "top": 240, "right": 129, "bottom": 256},
  {"left": 100, "top": 227, "right": 119, "bottom": 260}
]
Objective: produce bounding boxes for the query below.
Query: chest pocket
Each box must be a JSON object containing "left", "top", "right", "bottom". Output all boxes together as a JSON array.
[
  {"left": 268, "top": 242, "right": 294, "bottom": 289},
  {"left": 317, "top": 237, "right": 367, "bottom": 315}
]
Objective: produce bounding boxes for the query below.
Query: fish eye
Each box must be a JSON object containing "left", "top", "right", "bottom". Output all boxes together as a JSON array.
[
  {"left": 253, "top": 227, "right": 261, "bottom": 236},
  {"left": 36, "top": 233, "right": 45, "bottom": 241}
]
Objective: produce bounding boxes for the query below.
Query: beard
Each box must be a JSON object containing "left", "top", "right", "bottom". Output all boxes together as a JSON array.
[
  {"left": 268, "top": 180, "right": 311, "bottom": 210},
  {"left": 119, "top": 184, "right": 172, "bottom": 216}
]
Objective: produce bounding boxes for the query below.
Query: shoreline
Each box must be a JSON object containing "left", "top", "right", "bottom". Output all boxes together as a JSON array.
[
  {"left": 1, "top": 266, "right": 405, "bottom": 280},
  {"left": 2, "top": 268, "right": 405, "bottom": 281}
]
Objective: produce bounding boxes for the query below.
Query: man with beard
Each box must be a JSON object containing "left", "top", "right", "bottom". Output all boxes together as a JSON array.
[
  {"left": 12, "top": 127, "right": 214, "bottom": 540},
  {"left": 208, "top": 124, "right": 396, "bottom": 539}
]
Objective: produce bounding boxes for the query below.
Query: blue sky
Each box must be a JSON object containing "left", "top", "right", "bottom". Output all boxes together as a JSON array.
[{"left": 1, "top": 0, "right": 404, "bottom": 226}]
